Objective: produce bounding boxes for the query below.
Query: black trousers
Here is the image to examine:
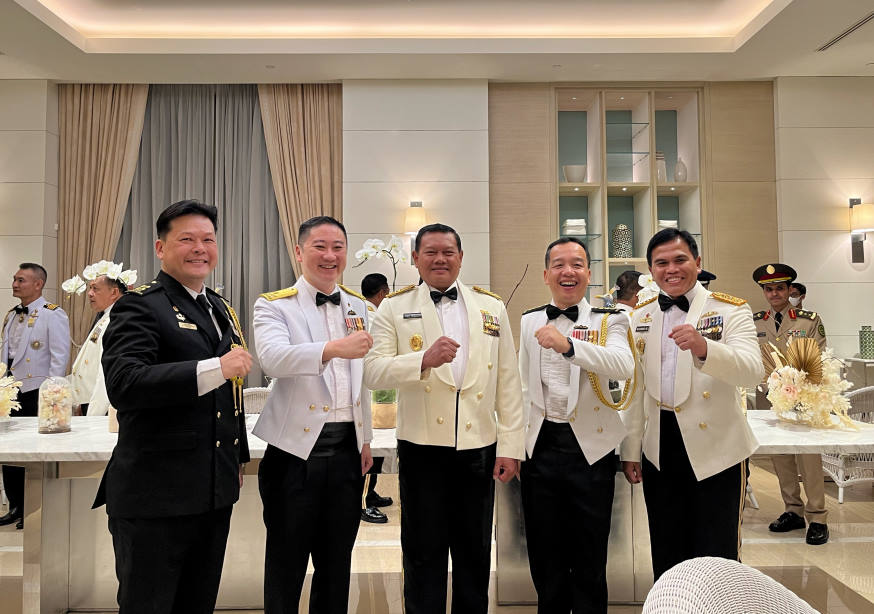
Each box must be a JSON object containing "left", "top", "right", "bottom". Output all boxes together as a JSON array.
[
  {"left": 365, "top": 455, "right": 384, "bottom": 498},
  {"left": 521, "top": 421, "right": 616, "bottom": 614},
  {"left": 2, "top": 389, "right": 38, "bottom": 514},
  {"left": 108, "top": 506, "right": 233, "bottom": 614},
  {"left": 259, "top": 423, "right": 363, "bottom": 614},
  {"left": 398, "top": 439, "right": 496, "bottom": 614},
  {"left": 642, "top": 411, "right": 746, "bottom": 581}
]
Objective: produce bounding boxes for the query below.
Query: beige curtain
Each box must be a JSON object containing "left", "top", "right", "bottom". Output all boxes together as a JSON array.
[
  {"left": 257, "top": 84, "right": 342, "bottom": 276},
  {"left": 58, "top": 84, "right": 149, "bottom": 345}
]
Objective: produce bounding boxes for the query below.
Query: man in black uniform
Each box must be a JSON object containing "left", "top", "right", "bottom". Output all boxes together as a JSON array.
[{"left": 94, "top": 200, "right": 252, "bottom": 614}]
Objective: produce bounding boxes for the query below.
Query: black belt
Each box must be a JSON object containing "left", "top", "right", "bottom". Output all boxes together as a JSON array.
[{"left": 310, "top": 422, "right": 356, "bottom": 458}]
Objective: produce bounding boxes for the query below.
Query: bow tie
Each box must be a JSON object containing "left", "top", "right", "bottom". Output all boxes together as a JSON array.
[
  {"left": 430, "top": 287, "right": 458, "bottom": 303},
  {"left": 658, "top": 293, "right": 690, "bottom": 312},
  {"left": 546, "top": 304, "right": 579, "bottom": 322},
  {"left": 13, "top": 305, "right": 28, "bottom": 315},
  {"left": 315, "top": 291, "right": 341, "bottom": 307}
]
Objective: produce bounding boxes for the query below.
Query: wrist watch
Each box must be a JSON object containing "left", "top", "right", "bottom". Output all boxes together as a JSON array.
[{"left": 562, "top": 337, "right": 575, "bottom": 358}]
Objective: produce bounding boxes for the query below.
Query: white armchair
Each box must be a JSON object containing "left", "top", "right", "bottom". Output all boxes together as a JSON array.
[
  {"left": 642, "top": 557, "right": 819, "bottom": 614},
  {"left": 821, "top": 385, "right": 874, "bottom": 503},
  {"left": 242, "top": 386, "right": 271, "bottom": 414}
]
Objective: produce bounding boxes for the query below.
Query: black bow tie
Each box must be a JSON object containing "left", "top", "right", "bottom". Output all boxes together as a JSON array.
[
  {"left": 430, "top": 287, "right": 458, "bottom": 303},
  {"left": 546, "top": 304, "right": 579, "bottom": 322},
  {"left": 13, "top": 305, "right": 28, "bottom": 315},
  {"left": 658, "top": 293, "right": 690, "bottom": 312},
  {"left": 316, "top": 291, "right": 341, "bottom": 307}
]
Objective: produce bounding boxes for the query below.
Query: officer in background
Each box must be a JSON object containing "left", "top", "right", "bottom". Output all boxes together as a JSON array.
[
  {"left": 752, "top": 263, "right": 829, "bottom": 545},
  {"left": 519, "top": 237, "right": 634, "bottom": 613},
  {"left": 614, "top": 270, "right": 642, "bottom": 311},
  {"left": 95, "top": 200, "right": 252, "bottom": 613},
  {"left": 0, "top": 262, "right": 70, "bottom": 530},
  {"left": 697, "top": 269, "right": 717, "bottom": 289},
  {"left": 789, "top": 282, "right": 807, "bottom": 310}
]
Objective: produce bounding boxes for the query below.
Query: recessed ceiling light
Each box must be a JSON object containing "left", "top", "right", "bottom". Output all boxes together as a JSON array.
[
  {"left": 667, "top": 96, "right": 673, "bottom": 99},
  {"left": 265, "top": 64, "right": 276, "bottom": 69},
  {"left": 670, "top": 187, "right": 676, "bottom": 191},
  {"left": 571, "top": 97, "right": 577, "bottom": 100},
  {"left": 574, "top": 187, "right": 580, "bottom": 191},
  {"left": 619, "top": 96, "right": 625, "bottom": 101},
  {"left": 552, "top": 64, "right": 562, "bottom": 69},
  {"left": 622, "top": 187, "right": 628, "bottom": 192}
]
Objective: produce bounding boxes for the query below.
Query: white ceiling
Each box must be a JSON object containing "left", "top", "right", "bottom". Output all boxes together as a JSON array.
[{"left": 0, "top": 0, "right": 872, "bottom": 82}]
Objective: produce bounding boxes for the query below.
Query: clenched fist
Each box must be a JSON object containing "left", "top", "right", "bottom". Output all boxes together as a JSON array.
[
  {"left": 324, "top": 330, "right": 374, "bottom": 361},
  {"left": 668, "top": 324, "right": 708, "bottom": 360},
  {"left": 421, "top": 335, "right": 460, "bottom": 370},
  {"left": 220, "top": 346, "right": 253, "bottom": 379},
  {"left": 535, "top": 324, "right": 572, "bottom": 354}
]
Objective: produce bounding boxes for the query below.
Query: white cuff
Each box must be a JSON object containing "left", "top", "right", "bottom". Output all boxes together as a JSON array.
[{"left": 197, "top": 357, "right": 225, "bottom": 396}]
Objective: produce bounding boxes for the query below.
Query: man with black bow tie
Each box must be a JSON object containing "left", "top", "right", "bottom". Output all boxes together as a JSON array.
[
  {"left": 518, "top": 237, "right": 634, "bottom": 613},
  {"left": 620, "top": 228, "right": 763, "bottom": 580},
  {"left": 364, "top": 223, "right": 524, "bottom": 614},
  {"left": 94, "top": 200, "right": 251, "bottom": 614}
]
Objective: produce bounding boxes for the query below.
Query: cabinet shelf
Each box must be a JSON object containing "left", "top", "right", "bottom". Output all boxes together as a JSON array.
[
  {"left": 559, "top": 183, "right": 600, "bottom": 196},
  {"left": 656, "top": 182, "right": 698, "bottom": 196},
  {"left": 606, "top": 121, "right": 650, "bottom": 141},
  {"left": 608, "top": 257, "right": 647, "bottom": 266},
  {"left": 607, "top": 183, "right": 649, "bottom": 196}
]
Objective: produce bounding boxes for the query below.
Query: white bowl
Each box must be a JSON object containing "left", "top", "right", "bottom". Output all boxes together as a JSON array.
[{"left": 562, "top": 164, "right": 587, "bottom": 183}]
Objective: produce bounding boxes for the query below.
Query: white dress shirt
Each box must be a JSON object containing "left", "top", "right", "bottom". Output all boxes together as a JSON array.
[
  {"left": 181, "top": 285, "right": 227, "bottom": 397},
  {"left": 427, "top": 282, "right": 469, "bottom": 387},
  {"left": 659, "top": 283, "right": 700, "bottom": 409},
  {"left": 541, "top": 307, "right": 575, "bottom": 423},
  {"left": 6, "top": 298, "right": 37, "bottom": 361}
]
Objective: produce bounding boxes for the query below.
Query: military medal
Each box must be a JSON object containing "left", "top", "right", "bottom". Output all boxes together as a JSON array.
[
  {"left": 636, "top": 337, "right": 646, "bottom": 355},
  {"left": 345, "top": 315, "right": 366, "bottom": 334},
  {"left": 410, "top": 334, "right": 423, "bottom": 351},
  {"left": 641, "top": 313, "right": 652, "bottom": 324},
  {"left": 90, "top": 331, "right": 99, "bottom": 342},
  {"left": 481, "top": 310, "right": 500, "bottom": 337}
]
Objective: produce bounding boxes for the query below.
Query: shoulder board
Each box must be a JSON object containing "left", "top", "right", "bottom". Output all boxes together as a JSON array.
[
  {"left": 753, "top": 310, "right": 766, "bottom": 321},
  {"left": 523, "top": 304, "right": 549, "bottom": 315},
  {"left": 632, "top": 296, "right": 658, "bottom": 311},
  {"left": 795, "top": 309, "right": 817, "bottom": 320},
  {"left": 338, "top": 284, "right": 365, "bottom": 301},
  {"left": 592, "top": 307, "right": 622, "bottom": 314},
  {"left": 43, "top": 303, "right": 59, "bottom": 310},
  {"left": 711, "top": 292, "right": 746, "bottom": 306},
  {"left": 473, "top": 286, "right": 502, "bottom": 301},
  {"left": 128, "top": 280, "right": 161, "bottom": 296},
  {"left": 259, "top": 287, "right": 297, "bottom": 301},
  {"left": 386, "top": 285, "right": 415, "bottom": 299}
]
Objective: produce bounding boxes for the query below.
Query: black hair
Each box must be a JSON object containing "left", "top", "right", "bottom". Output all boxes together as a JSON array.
[
  {"left": 94, "top": 275, "right": 128, "bottom": 295},
  {"left": 361, "top": 273, "right": 389, "bottom": 299},
  {"left": 18, "top": 262, "right": 47, "bottom": 284},
  {"left": 156, "top": 200, "right": 218, "bottom": 239},
  {"left": 414, "top": 223, "right": 462, "bottom": 252},
  {"left": 616, "top": 270, "right": 642, "bottom": 300},
  {"left": 298, "top": 216, "right": 347, "bottom": 244},
  {"left": 544, "top": 237, "right": 591, "bottom": 268},
  {"left": 646, "top": 228, "right": 699, "bottom": 266},
  {"left": 790, "top": 282, "right": 806, "bottom": 296}
]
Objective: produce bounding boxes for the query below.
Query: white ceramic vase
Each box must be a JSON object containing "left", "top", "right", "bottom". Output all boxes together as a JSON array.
[{"left": 674, "top": 157, "right": 688, "bottom": 182}]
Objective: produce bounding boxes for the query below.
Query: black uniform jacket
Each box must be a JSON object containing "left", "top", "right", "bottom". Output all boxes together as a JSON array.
[{"left": 93, "top": 271, "right": 250, "bottom": 518}]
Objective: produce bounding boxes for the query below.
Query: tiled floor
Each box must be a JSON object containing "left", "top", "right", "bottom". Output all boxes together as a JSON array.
[{"left": 3, "top": 457, "right": 874, "bottom": 613}]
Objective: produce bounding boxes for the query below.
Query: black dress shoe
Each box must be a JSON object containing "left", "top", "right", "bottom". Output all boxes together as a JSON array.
[
  {"left": 365, "top": 492, "right": 393, "bottom": 508},
  {"left": 0, "top": 508, "right": 21, "bottom": 527},
  {"left": 806, "top": 522, "right": 829, "bottom": 545},
  {"left": 15, "top": 518, "right": 23, "bottom": 530},
  {"left": 361, "top": 507, "right": 388, "bottom": 524},
  {"left": 769, "top": 511, "right": 806, "bottom": 533}
]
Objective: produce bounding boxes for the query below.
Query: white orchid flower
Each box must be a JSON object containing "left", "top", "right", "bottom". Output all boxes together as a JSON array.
[
  {"left": 62, "top": 275, "right": 86, "bottom": 295},
  {"left": 355, "top": 248, "right": 372, "bottom": 262},
  {"left": 82, "top": 264, "right": 98, "bottom": 280},
  {"left": 118, "top": 269, "right": 138, "bottom": 286},
  {"left": 106, "top": 262, "right": 123, "bottom": 279},
  {"left": 363, "top": 238, "right": 386, "bottom": 252}
]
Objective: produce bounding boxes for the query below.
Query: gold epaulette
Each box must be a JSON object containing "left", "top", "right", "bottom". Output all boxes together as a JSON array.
[
  {"left": 44, "top": 303, "right": 60, "bottom": 310},
  {"left": 523, "top": 304, "right": 548, "bottom": 315},
  {"left": 338, "top": 284, "right": 365, "bottom": 301},
  {"left": 632, "top": 296, "right": 657, "bottom": 311},
  {"left": 128, "top": 280, "right": 160, "bottom": 295},
  {"left": 260, "top": 287, "right": 298, "bottom": 301},
  {"left": 796, "top": 309, "right": 817, "bottom": 320},
  {"left": 473, "top": 286, "right": 502, "bottom": 301},
  {"left": 711, "top": 292, "right": 746, "bottom": 306},
  {"left": 386, "top": 285, "right": 415, "bottom": 299}
]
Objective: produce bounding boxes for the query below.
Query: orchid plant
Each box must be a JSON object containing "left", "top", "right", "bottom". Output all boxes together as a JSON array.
[
  {"left": 354, "top": 236, "right": 408, "bottom": 291},
  {"left": 62, "top": 259, "right": 138, "bottom": 296}
]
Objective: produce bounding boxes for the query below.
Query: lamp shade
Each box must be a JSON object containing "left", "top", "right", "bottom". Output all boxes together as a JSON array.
[
  {"left": 404, "top": 205, "right": 427, "bottom": 233},
  {"left": 851, "top": 203, "right": 874, "bottom": 232}
]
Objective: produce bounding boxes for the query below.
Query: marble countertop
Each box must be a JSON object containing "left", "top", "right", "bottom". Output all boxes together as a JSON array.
[
  {"left": 2, "top": 411, "right": 873, "bottom": 462},
  {"left": 0, "top": 415, "right": 398, "bottom": 462}
]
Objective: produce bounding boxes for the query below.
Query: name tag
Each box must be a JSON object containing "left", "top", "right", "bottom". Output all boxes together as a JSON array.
[
  {"left": 757, "top": 332, "right": 766, "bottom": 337},
  {"left": 403, "top": 312, "right": 422, "bottom": 319},
  {"left": 636, "top": 325, "right": 650, "bottom": 333},
  {"left": 178, "top": 322, "right": 198, "bottom": 330}
]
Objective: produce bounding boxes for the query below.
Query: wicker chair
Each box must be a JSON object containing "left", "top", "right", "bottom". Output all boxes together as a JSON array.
[
  {"left": 642, "top": 557, "right": 819, "bottom": 614},
  {"left": 242, "top": 386, "right": 271, "bottom": 414},
  {"left": 821, "top": 385, "right": 874, "bottom": 503}
]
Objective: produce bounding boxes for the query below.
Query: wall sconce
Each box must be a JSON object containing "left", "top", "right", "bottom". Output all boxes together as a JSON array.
[
  {"left": 404, "top": 201, "right": 426, "bottom": 234},
  {"left": 850, "top": 198, "right": 874, "bottom": 263}
]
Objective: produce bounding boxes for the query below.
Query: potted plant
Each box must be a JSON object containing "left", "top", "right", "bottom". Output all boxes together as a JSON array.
[{"left": 371, "top": 388, "right": 397, "bottom": 429}]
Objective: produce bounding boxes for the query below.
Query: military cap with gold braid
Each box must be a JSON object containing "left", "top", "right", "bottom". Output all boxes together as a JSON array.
[{"left": 752, "top": 263, "right": 797, "bottom": 286}]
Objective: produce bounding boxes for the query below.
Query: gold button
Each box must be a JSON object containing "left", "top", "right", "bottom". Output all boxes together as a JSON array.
[
  {"left": 323, "top": 405, "right": 330, "bottom": 412},
  {"left": 356, "top": 400, "right": 361, "bottom": 406},
  {"left": 699, "top": 422, "right": 707, "bottom": 429},
  {"left": 26, "top": 358, "right": 30, "bottom": 363},
  {"left": 594, "top": 406, "right": 600, "bottom": 412},
  {"left": 459, "top": 391, "right": 465, "bottom": 398},
  {"left": 674, "top": 407, "right": 682, "bottom": 413},
  {"left": 597, "top": 427, "right": 603, "bottom": 433},
  {"left": 477, "top": 392, "right": 483, "bottom": 399},
  {"left": 570, "top": 417, "right": 576, "bottom": 422},
  {"left": 216, "top": 441, "right": 221, "bottom": 447},
  {"left": 487, "top": 363, "right": 493, "bottom": 369},
  {"left": 309, "top": 404, "right": 316, "bottom": 410},
  {"left": 85, "top": 359, "right": 89, "bottom": 365},
  {"left": 437, "top": 416, "right": 444, "bottom": 424},
  {"left": 304, "top": 427, "right": 311, "bottom": 432},
  {"left": 234, "top": 438, "right": 239, "bottom": 445},
  {"left": 466, "top": 422, "right": 472, "bottom": 430},
  {"left": 449, "top": 386, "right": 456, "bottom": 392},
  {"left": 216, "top": 412, "right": 221, "bottom": 418},
  {"left": 27, "top": 374, "right": 31, "bottom": 378},
  {"left": 702, "top": 391, "right": 711, "bottom": 399},
  {"left": 235, "top": 410, "right": 240, "bottom": 416},
  {"left": 425, "top": 385, "right": 432, "bottom": 393}
]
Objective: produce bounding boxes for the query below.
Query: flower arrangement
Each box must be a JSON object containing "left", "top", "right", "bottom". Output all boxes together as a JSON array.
[
  {"left": 38, "top": 376, "right": 73, "bottom": 433},
  {"left": 62, "top": 259, "right": 137, "bottom": 295},
  {"left": 636, "top": 273, "right": 661, "bottom": 304},
  {"left": 0, "top": 364, "right": 22, "bottom": 419},
  {"left": 354, "top": 236, "right": 408, "bottom": 290},
  {"left": 762, "top": 338, "right": 855, "bottom": 430}
]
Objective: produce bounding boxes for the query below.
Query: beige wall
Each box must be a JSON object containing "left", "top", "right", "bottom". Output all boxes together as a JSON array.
[
  {"left": 0, "top": 79, "right": 59, "bottom": 307},
  {"left": 775, "top": 76, "right": 874, "bottom": 358}
]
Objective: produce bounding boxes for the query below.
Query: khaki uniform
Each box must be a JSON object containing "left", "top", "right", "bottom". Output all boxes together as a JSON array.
[{"left": 755, "top": 306, "right": 828, "bottom": 523}]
